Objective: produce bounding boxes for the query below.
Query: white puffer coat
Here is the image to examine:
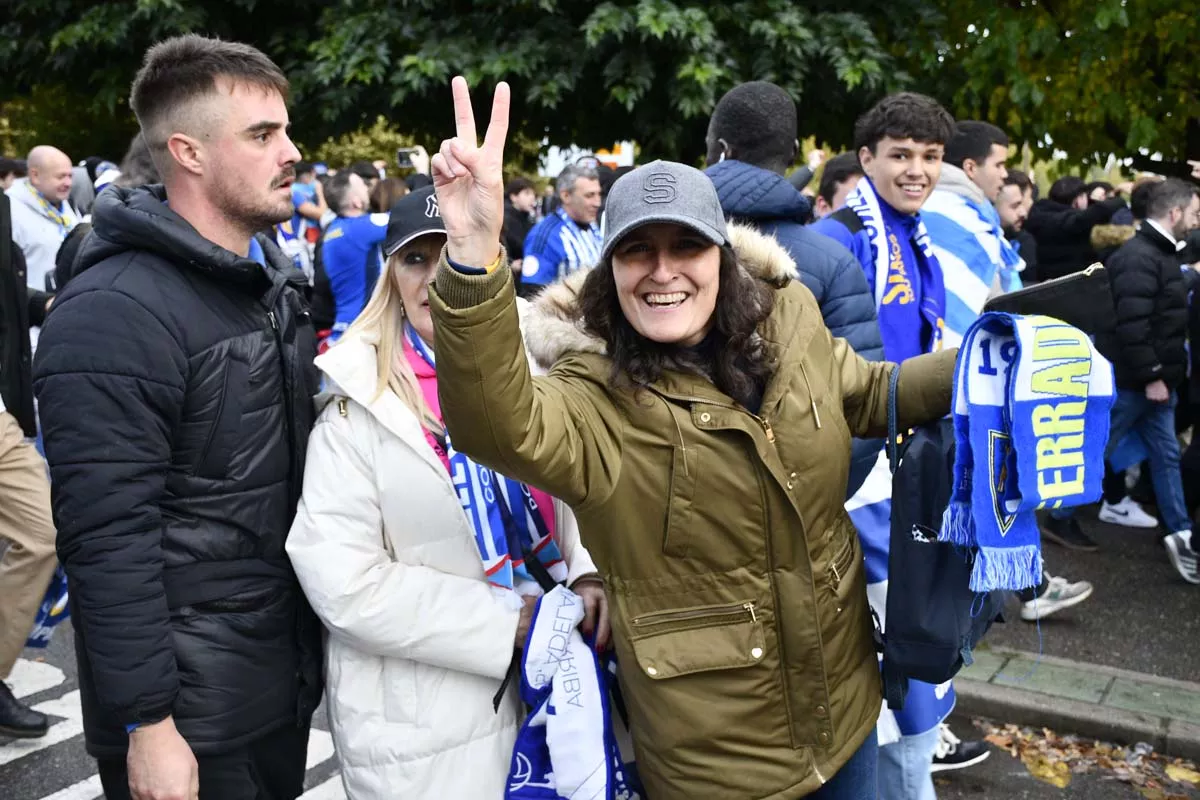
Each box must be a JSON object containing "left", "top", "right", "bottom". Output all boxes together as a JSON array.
[{"left": 287, "top": 333, "right": 597, "bottom": 799}]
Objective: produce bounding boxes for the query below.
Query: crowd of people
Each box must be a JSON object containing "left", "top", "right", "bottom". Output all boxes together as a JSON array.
[{"left": 1, "top": 31, "right": 1199, "bottom": 800}]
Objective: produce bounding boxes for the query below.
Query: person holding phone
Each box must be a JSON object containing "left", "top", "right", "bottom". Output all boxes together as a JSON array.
[{"left": 423, "top": 77, "right": 957, "bottom": 800}]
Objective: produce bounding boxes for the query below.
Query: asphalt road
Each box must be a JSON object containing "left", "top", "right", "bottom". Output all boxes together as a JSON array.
[{"left": 984, "top": 507, "right": 1199, "bottom": 683}]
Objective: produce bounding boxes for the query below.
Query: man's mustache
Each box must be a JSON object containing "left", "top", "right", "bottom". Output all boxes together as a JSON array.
[{"left": 271, "top": 167, "right": 296, "bottom": 189}]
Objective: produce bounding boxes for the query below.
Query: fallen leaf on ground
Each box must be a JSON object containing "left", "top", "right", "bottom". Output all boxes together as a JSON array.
[
  {"left": 1022, "top": 752, "right": 1072, "bottom": 788},
  {"left": 1167, "top": 764, "right": 1200, "bottom": 785}
]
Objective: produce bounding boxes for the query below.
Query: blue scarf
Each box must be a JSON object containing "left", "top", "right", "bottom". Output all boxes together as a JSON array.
[
  {"left": 405, "top": 323, "right": 566, "bottom": 592},
  {"left": 940, "top": 313, "right": 1115, "bottom": 591},
  {"left": 507, "top": 586, "right": 643, "bottom": 800},
  {"left": 845, "top": 178, "right": 946, "bottom": 360}
]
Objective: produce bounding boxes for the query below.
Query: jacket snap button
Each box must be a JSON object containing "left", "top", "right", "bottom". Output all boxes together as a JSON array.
[
  {"left": 818, "top": 731, "right": 831, "bottom": 745},
  {"left": 751, "top": 647, "right": 763, "bottom": 659},
  {"left": 646, "top": 665, "right": 658, "bottom": 676},
  {"left": 699, "top": 412, "right": 712, "bottom": 423},
  {"left": 787, "top": 481, "right": 794, "bottom": 490},
  {"left": 815, "top": 705, "right": 827, "bottom": 718}
]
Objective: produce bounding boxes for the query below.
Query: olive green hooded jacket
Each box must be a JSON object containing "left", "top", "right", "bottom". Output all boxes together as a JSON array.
[{"left": 429, "top": 225, "right": 956, "bottom": 799}]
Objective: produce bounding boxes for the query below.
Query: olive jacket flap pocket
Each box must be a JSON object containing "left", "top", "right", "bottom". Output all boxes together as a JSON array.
[{"left": 629, "top": 608, "right": 766, "bottom": 680}]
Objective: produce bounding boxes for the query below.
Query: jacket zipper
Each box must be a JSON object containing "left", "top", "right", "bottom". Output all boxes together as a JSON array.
[
  {"left": 672, "top": 395, "right": 776, "bottom": 444},
  {"left": 266, "top": 307, "right": 298, "bottom": 507},
  {"left": 632, "top": 601, "right": 757, "bottom": 627}
]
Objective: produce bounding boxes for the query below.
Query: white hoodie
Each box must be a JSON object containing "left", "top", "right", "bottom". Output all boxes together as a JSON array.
[{"left": 6, "top": 178, "right": 79, "bottom": 294}]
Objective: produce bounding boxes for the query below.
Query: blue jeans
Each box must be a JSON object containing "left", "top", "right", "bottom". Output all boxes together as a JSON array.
[
  {"left": 877, "top": 725, "right": 939, "bottom": 800},
  {"left": 1052, "top": 389, "right": 1189, "bottom": 533},
  {"left": 808, "top": 729, "right": 878, "bottom": 799}
]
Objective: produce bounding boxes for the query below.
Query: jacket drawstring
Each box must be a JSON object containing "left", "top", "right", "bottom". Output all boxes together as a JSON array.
[{"left": 799, "top": 361, "right": 823, "bottom": 430}]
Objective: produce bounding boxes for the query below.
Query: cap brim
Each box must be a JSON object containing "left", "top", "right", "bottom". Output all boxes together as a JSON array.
[
  {"left": 601, "top": 215, "right": 727, "bottom": 261},
  {"left": 384, "top": 226, "right": 447, "bottom": 258}
]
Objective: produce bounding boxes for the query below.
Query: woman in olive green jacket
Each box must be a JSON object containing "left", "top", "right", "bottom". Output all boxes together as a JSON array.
[{"left": 425, "top": 78, "right": 957, "bottom": 800}]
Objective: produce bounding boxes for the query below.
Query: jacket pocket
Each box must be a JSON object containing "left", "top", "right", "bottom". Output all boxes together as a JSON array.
[
  {"left": 662, "top": 445, "right": 699, "bottom": 558},
  {"left": 825, "top": 523, "right": 858, "bottom": 598},
  {"left": 381, "top": 659, "right": 417, "bottom": 725},
  {"left": 196, "top": 357, "right": 249, "bottom": 479},
  {"left": 628, "top": 601, "right": 765, "bottom": 679}
]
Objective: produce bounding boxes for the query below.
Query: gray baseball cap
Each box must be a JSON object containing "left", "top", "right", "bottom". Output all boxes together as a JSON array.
[{"left": 600, "top": 160, "right": 729, "bottom": 261}]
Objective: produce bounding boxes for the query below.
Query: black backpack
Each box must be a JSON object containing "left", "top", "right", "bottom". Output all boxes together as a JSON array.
[{"left": 879, "top": 366, "right": 1006, "bottom": 710}]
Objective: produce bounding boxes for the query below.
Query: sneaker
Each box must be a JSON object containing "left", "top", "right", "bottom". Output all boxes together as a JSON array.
[
  {"left": 1020, "top": 575, "right": 1094, "bottom": 621},
  {"left": 1163, "top": 531, "right": 1200, "bottom": 585},
  {"left": 1040, "top": 515, "right": 1099, "bottom": 552},
  {"left": 931, "top": 723, "right": 991, "bottom": 773},
  {"left": 1098, "top": 497, "right": 1159, "bottom": 529}
]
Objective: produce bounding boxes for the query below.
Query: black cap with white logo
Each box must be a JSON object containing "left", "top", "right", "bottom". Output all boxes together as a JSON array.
[{"left": 383, "top": 186, "right": 447, "bottom": 258}]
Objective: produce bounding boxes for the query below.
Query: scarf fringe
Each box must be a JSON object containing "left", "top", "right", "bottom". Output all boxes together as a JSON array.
[
  {"left": 939, "top": 500, "right": 975, "bottom": 546},
  {"left": 970, "top": 544, "right": 1043, "bottom": 592}
]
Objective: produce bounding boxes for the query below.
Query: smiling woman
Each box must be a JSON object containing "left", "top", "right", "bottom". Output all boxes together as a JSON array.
[{"left": 424, "top": 77, "right": 959, "bottom": 800}]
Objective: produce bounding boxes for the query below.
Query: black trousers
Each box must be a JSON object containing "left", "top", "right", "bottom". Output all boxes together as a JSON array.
[{"left": 98, "top": 724, "right": 308, "bottom": 800}]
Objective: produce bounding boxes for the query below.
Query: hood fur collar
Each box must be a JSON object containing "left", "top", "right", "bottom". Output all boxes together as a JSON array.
[{"left": 522, "top": 223, "right": 797, "bottom": 371}]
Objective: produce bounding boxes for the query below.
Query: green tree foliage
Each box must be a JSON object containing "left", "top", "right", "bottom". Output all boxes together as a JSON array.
[
  {"left": 1, "top": 0, "right": 1195, "bottom": 171},
  {"left": 919, "top": 0, "right": 1200, "bottom": 172}
]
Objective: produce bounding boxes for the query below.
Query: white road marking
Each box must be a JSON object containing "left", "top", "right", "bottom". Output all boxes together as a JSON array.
[
  {"left": 8, "top": 658, "right": 66, "bottom": 700},
  {"left": 0, "top": 690, "right": 83, "bottom": 767},
  {"left": 39, "top": 774, "right": 102, "bottom": 800},
  {"left": 300, "top": 774, "right": 348, "bottom": 800}
]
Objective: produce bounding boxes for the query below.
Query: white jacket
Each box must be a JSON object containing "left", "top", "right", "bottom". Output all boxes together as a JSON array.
[
  {"left": 287, "top": 333, "right": 597, "bottom": 800},
  {"left": 6, "top": 178, "right": 79, "bottom": 293}
]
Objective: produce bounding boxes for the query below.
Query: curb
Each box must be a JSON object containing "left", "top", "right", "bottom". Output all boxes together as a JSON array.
[{"left": 955, "top": 650, "right": 1200, "bottom": 761}]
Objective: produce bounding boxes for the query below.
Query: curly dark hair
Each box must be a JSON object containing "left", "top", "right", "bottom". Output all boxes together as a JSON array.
[
  {"left": 577, "top": 245, "right": 776, "bottom": 409},
  {"left": 854, "top": 92, "right": 957, "bottom": 155}
]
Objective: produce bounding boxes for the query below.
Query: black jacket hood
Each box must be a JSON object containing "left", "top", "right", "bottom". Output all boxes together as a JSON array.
[{"left": 78, "top": 184, "right": 297, "bottom": 288}]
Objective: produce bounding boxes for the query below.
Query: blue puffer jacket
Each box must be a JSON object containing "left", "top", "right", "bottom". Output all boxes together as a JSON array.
[{"left": 707, "top": 160, "right": 885, "bottom": 498}]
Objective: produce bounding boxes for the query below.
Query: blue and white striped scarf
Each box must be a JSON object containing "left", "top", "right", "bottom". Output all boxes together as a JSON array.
[
  {"left": 941, "top": 314, "right": 1115, "bottom": 591},
  {"left": 923, "top": 182, "right": 1025, "bottom": 349}
]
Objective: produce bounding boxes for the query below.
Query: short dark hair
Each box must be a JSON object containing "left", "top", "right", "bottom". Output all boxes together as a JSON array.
[
  {"left": 325, "top": 171, "right": 359, "bottom": 215},
  {"left": 708, "top": 81, "right": 798, "bottom": 173},
  {"left": 944, "top": 121, "right": 1009, "bottom": 169},
  {"left": 853, "top": 92, "right": 956, "bottom": 155},
  {"left": 0, "top": 157, "right": 24, "bottom": 178},
  {"left": 130, "top": 35, "right": 289, "bottom": 170},
  {"left": 295, "top": 161, "right": 315, "bottom": 178},
  {"left": 818, "top": 153, "right": 864, "bottom": 206},
  {"left": 1129, "top": 177, "right": 1164, "bottom": 221},
  {"left": 1003, "top": 168, "right": 1034, "bottom": 196},
  {"left": 115, "top": 133, "right": 160, "bottom": 188},
  {"left": 505, "top": 177, "right": 534, "bottom": 198},
  {"left": 1145, "top": 178, "right": 1200, "bottom": 221},
  {"left": 1048, "top": 176, "right": 1087, "bottom": 206},
  {"left": 1084, "top": 181, "right": 1114, "bottom": 200},
  {"left": 349, "top": 161, "right": 379, "bottom": 183}
]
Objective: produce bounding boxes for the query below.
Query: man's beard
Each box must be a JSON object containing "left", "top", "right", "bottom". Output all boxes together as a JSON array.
[{"left": 213, "top": 168, "right": 295, "bottom": 234}]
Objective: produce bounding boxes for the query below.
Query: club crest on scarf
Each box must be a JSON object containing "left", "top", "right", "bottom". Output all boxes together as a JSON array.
[{"left": 987, "top": 431, "right": 1019, "bottom": 536}]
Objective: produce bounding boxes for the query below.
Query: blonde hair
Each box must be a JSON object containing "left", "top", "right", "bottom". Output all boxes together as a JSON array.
[{"left": 338, "top": 255, "right": 444, "bottom": 435}]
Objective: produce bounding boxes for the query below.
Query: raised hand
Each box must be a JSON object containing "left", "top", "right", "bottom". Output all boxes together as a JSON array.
[{"left": 431, "top": 76, "right": 510, "bottom": 268}]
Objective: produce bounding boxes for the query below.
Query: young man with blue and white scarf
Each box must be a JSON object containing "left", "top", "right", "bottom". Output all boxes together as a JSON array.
[{"left": 813, "top": 93, "right": 989, "bottom": 797}]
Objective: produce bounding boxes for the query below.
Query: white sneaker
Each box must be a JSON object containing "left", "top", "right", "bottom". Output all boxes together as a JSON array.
[
  {"left": 1164, "top": 531, "right": 1200, "bottom": 585},
  {"left": 1020, "top": 575, "right": 1094, "bottom": 621},
  {"left": 1098, "top": 497, "right": 1158, "bottom": 529}
]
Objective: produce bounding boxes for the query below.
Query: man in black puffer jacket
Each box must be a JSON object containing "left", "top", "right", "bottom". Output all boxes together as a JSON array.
[
  {"left": 1025, "top": 175, "right": 1128, "bottom": 281},
  {"left": 1080, "top": 179, "right": 1200, "bottom": 583},
  {"left": 33, "top": 36, "right": 322, "bottom": 799}
]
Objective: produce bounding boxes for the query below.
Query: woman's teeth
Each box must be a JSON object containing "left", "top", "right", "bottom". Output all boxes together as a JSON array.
[
  {"left": 901, "top": 183, "right": 925, "bottom": 194},
  {"left": 644, "top": 292, "right": 687, "bottom": 307}
]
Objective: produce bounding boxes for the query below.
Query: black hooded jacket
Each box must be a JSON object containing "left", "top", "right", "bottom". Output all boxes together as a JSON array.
[
  {"left": 1025, "top": 196, "right": 1126, "bottom": 281},
  {"left": 32, "top": 185, "right": 323, "bottom": 757}
]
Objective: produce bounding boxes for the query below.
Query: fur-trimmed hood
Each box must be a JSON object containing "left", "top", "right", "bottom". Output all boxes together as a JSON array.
[{"left": 521, "top": 223, "right": 797, "bottom": 371}]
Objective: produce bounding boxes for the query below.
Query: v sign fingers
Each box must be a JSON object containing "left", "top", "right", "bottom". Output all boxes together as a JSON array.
[{"left": 435, "top": 76, "right": 510, "bottom": 268}]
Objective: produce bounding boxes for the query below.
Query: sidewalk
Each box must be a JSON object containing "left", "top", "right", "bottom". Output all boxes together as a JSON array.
[{"left": 956, "top": 646, "right": 1200, "bottom": 761}]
